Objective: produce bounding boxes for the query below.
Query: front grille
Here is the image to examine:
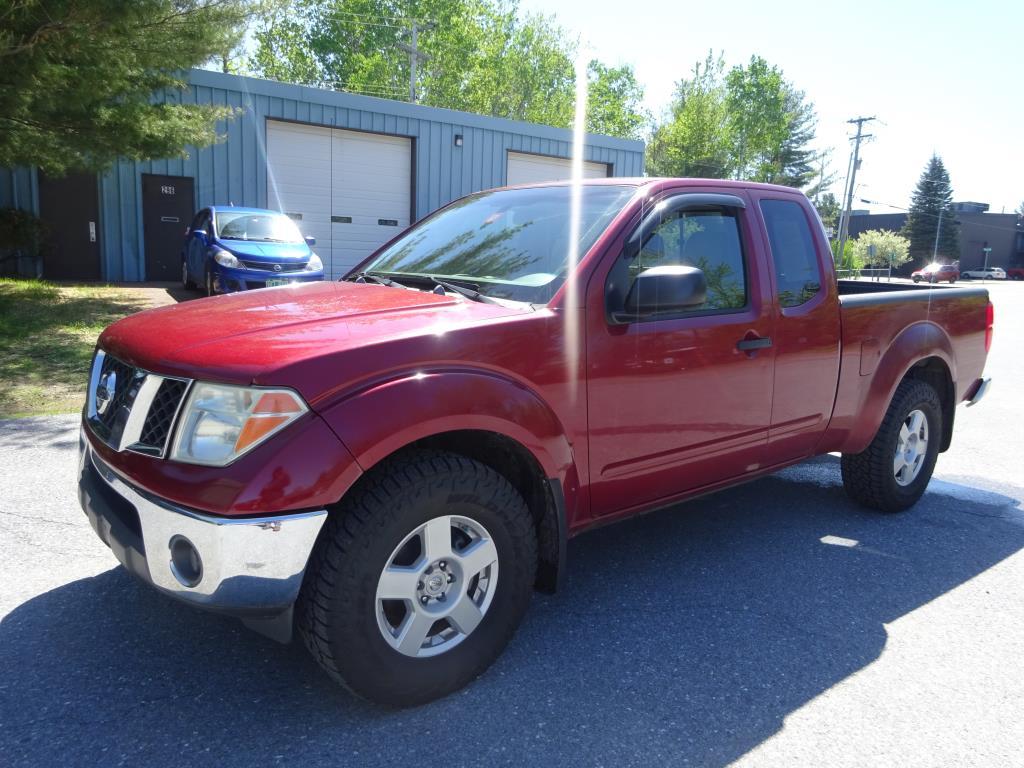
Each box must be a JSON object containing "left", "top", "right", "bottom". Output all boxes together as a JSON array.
[
  {"left": 240, "top": 260, "right": 307, "bottom": 273},
  {"left": 86, "top": 350, "right": 190, "bottom": 458},
  {"left": 139, "top": 378, "right": 189, "bottom": 450}
]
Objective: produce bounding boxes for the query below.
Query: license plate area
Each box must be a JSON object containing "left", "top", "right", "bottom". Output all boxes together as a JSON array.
[{"left": 265, "top": 278, "right": 292, "bottom": 287}]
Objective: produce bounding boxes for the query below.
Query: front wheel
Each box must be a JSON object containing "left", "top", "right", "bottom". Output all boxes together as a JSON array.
[
  {"left": 297, "top": 450, "right": 538, "bottom": 706},
  {"left": 204, "top": 267, "right": 215, "bottom": 297},
  {"left": 912, "top": 276, "right": 921, "bottom": 283},
  {"left": 181, "top": 260, "right": 196, "bottom": 290},
  {"left": 841, "top": 379, "right": 942, "bottom": 512}
]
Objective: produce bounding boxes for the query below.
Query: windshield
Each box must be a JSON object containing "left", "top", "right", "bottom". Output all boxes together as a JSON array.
[
  {"left": 358, "top": 185, "right": 637, "bottom": 303},
  {"left": 215, "top": 211, "right": 305, "bottom": 243}
]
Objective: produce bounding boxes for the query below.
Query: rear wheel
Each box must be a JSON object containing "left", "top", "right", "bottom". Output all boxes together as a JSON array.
[
  {"left": 912, "top": 276, "right": 921, "bottom": 283},
  {"left": 297, "top": 450, "right": 537, "bottom": 706},
  {"left": 841, "top": 379, "right": 942, "bottom": 512},
  {"left": 181, "top": 260, "right": 196, "bottom": 290}
]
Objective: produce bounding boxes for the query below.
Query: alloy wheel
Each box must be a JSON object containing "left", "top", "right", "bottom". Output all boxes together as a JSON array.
[
  {"left": 894, "top": 409, "right": 929, "bottom": 486},
  {"left": 375, "top": 515, "right": 498, "bottom": 658}
]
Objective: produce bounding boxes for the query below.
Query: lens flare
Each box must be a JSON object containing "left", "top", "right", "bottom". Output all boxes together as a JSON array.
[{"left": 564, "top": 55, "right": 589, "bottom": 401}]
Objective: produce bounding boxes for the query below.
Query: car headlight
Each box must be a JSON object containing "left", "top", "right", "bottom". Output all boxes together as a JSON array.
[
  {"left": 170, "top": 383, "right": 307, "bottom": 466},
  {"left": 306, "top": 253, "right": 323, "bottom": 271},
  {"left": 213, "top": 249, "right": 239, "bottom": 269}
]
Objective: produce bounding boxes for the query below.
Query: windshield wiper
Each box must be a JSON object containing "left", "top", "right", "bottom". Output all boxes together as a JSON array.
[
  {"left": 349, "top": 271, "right": 410, "bottom": 289},
  {"left": 431, "top": 277, "right": 500, "bottom": 305}
]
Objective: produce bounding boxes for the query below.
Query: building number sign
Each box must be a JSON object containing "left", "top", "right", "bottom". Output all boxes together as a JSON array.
[{"left": 161, "top": 185, "right": 175, "bottom": 195}]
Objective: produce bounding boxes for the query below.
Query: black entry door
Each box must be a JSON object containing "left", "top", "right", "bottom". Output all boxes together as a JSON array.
[
  {"left": 37, "top": 171, "right": 101, "bottom": 280},
  {"left": 142, "top": 174, "right": 195, "bottom": 281}
]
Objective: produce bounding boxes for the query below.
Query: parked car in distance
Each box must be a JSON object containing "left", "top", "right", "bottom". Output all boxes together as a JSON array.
[
  {"left": 911, "top": 263, "right": 959, "bottom": 283},
  {"left": 960, "top": 267, "right": 1006, "bottom": 280},
  {"left": 181, "top": 206, "right": 325, "bottom": 295},
  {"left": 1006, "top": 267, "right": 1024, "bottom": 281},
  {"left": 81, "top": 179, "right": 993, "bottom": 707}
]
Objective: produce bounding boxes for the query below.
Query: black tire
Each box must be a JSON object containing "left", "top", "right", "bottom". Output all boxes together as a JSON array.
[
  {"left": 841, "top": 379, "right": 942, "bottom": 513},
  {"left": 204, "top": 266, "right": 215, "bottom": 296},
  {"left": 181, "top": 259, "right": 196, "bottom": 290},
  {"left": 912, "top": 276, "right": 921, "bottom": 283},
  {"left": 297, "top": 450, "right": 538, "bottom": 706}
]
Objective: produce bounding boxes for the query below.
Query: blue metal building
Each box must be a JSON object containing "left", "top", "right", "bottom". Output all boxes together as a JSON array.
[{"left": 0, "top": 68, "right": 644, "bottom": 281}]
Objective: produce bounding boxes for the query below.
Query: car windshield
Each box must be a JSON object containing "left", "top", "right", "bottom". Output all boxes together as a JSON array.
[
  {"left": 358, "top": 185, "right": 637, "bottom": 303},
  {"left": 215, "top": 211, "right": 304, "bottom": 243}
]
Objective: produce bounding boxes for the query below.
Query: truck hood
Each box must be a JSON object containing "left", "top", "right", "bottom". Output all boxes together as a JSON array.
[{"left": 99, "top": 281, "right": 530, "bottom": 395}]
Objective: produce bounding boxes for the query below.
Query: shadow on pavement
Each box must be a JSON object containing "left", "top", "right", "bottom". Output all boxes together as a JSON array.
[{"left": 2, "top": 456, "right": 1022, "bottom": 766}]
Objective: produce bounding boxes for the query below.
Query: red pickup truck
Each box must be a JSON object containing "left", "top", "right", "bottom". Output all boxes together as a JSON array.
[{"left": 79, "top": 178, "right": 993, "bottom": 705}]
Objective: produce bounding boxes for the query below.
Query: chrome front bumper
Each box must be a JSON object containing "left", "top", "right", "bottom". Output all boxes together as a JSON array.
[{"left": 78, "top": 430, "right": 326, "bottom": 632}]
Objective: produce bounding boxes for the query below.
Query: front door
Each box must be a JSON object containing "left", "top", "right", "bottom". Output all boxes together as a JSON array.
[
  {"left": 142, "top": 174, "right": 194, "bottom": 281},
  {"left": 586, "top": 190, "right": 776, "bottom": 518},
  {"left": 37, "top": 171, "right": 101, "bottom": 280}
]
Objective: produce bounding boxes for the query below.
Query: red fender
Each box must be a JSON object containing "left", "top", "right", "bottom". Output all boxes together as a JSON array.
[{"left": 823, "top": 321, "right": 955, "bottom": 455}]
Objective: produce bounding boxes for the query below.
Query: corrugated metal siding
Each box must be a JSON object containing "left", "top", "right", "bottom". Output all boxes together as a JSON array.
[
  {"left": 0, "top": 167, "right": 37, "bottom": 214},
  {"left": 18, "top": 69, "right": 645, "bottom": 280}
]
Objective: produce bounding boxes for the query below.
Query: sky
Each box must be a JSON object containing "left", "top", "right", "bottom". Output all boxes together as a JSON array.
[{"left": 517, "top": 0, "right": 1022, "bottom": 214}]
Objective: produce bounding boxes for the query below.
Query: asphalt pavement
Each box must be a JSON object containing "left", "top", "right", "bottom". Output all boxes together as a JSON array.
[{"left": 1, "top": 281, "right": 1022, "bottom": 767}]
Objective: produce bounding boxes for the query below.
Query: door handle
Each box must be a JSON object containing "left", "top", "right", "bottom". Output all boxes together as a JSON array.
[{"left": 736, "top": 336, "right": 772, "bottom": 351}]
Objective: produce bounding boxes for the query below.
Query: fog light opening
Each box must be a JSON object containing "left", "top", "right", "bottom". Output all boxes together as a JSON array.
[{"left": 169, "top": 535, "right": 203, "bottom": 587}]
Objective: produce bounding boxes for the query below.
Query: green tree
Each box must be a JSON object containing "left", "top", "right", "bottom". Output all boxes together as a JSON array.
[
  {"left": 250, "top": 0, "right": 645, "bottom": 138},
  {"left": 647, "top": 52, "right": 820, "bottom": 189},
  {"left": 646, "top": 52, "right": 732, "bottom": 177},
  {"left": 852, "top": 229, "right": 911, "bottom": 269},
  {"left": 584, "top": 61, "right": 647, "bottom": 141},
  {"left": 902, "top": 154, "right": 959, "bottom": 265},
  {"left": 0, "top": 0, "right": 257, "bottom": 174},
  {"left": 815, "top": 192, "right": 841, "bottom": 236}
]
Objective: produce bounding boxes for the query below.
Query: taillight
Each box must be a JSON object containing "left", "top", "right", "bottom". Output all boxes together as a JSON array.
[{"left": 985, "top": 302, "right": 994, "bottom": 353}]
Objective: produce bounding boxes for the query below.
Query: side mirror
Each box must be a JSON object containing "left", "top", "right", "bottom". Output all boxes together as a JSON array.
[
  {"left": 622, "top": 265, "right": 707, "bottom": 317},
  {"left": 305, "top": 235, "right": 316, "bottom": 247}
]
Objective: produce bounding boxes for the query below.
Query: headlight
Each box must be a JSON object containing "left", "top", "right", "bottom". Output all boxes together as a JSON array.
[
  {"left": 170, "top": 383, "right": 307, "bottom": 466},
  {"left": 213, "top": 249, "right": 239, "bottom": 268},
  {"left": 306, "top": 253, "right": 323, "bottom": 271}
]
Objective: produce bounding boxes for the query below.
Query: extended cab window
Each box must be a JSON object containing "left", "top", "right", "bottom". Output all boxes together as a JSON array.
[
  {"left": 760, "top": 199, "right": 822, "bottom": 308},
  {"left": 610, "top": 206, "right": 747, "bottom": 316}
]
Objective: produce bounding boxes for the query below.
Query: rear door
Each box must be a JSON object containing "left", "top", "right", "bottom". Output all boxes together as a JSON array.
[
  {"left": 586, "top": 189, "right": 776, "bottom": 517},
  {"left": 751, "top": 193, "right": 841, "bottom": 462}
]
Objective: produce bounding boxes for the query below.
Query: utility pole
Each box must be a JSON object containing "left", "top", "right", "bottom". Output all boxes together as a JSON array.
[
  {"left": 398, "top": 22, "right": 434, "bottom": 104},
  {"left": 837, "top": 116, "right": 876, "bottom": 264}
]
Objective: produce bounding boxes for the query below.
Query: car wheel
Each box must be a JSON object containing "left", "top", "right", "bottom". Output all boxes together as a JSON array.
[
  {"left": 949, "top": 278, "right": 956, "bottom": 284},
  {"left": 181, "top": 260, "right": 196, "bottom": 290},
  {"left": 962, "top": 273, "right": 971, "bottom": 280},
  {"left": 912, "top": 276, "right": 921, "bottom": 283},
  {"left": 297, "top": 450, "right": 538, "bottom": 706},
  {"left": 840, "top": 379, "right": 942, "bottom": 513},
  {"left": 205, "top": 268, "right": 215, "bottom": 297}
]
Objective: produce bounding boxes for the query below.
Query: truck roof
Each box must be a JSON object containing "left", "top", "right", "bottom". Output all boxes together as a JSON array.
[{"left": 502, "top": 177, "right": 809, "bottom": 195}]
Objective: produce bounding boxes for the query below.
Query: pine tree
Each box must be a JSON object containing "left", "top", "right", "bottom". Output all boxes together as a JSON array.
[
  {"left": 902, "top": 155, "right": 960, "bottom": 266},
  {"left": 0, "top": 1, "right": 256, "bottom": 174}
]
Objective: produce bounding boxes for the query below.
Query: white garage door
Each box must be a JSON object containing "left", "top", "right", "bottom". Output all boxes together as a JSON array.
[
  {"left": 267, "top": 120, "right": 412, "bottom": 278},
  {"left": 506, "top": 152, "right": 609, "bottom": 186}
]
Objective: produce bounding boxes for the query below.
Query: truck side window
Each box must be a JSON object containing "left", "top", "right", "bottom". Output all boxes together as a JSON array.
[
  {"left": 611, "top": 207, "right": 747, "bottom": 316},
  {"left": 759, "top": 199, "right": 822, "bottom": 308}
]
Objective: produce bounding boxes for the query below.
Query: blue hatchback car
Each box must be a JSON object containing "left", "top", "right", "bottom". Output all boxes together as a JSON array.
[{"left": 181, "top": 206, "right": 325, "bottom": 295}]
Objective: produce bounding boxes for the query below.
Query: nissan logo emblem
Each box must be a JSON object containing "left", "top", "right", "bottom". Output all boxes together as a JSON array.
[
  {"left": 273, "top": 264, "right": 282, "bottom": 272},
  {"left": 95, "top": 370, "right": 116, "bottom": 415}
]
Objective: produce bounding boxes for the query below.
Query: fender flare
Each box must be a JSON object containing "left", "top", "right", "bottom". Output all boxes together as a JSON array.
[
  {"left": 836, "top": 321, "right": 956, "bottom": 454},
  {"left": 319, "top": 369, "right": 576, "bottom": 480}
]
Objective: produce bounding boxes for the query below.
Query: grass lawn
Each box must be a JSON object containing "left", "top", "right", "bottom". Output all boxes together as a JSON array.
[{"left": 0, "top": 280, "right": 157, "bottom": 418}]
